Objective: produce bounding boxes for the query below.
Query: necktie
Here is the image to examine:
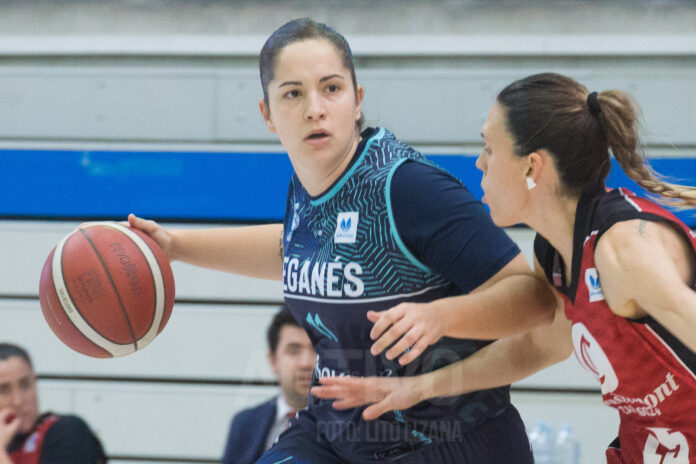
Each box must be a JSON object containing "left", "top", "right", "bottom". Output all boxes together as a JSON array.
[{"left": 285, "top": 411, "right": 297, "bottom": 430}]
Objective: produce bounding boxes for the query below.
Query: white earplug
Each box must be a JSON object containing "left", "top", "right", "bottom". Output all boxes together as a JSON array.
[{"left": 526, "top": 177, "right": 536, "bottom": 190}]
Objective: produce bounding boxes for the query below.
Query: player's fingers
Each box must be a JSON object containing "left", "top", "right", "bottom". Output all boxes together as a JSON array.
[
  {"left": 331, "top": 397, "right": 364, "bottom": 410},
  {"left": 397, "top": 338, "right": 430, "bottom": 365},
  {"left": 384, "top": 328, "right": 420, "bottom": 361},
  {"left": 310, "top": 384, "right": 349, "bottom": 400},
  {"left": 366, "top": 310, "right": 381, "bottom": 323},
  {"left": 362, "top": 400, "right": 393, "bottom": 420},
  {"left": 373, "top": 318, "right": 413, "bottom": 357},
  {"left": 368, "top": 313, "right": 394, "bottom": 341},
  {"left": 369, "top": 306, "right": 404, "bottom": 340},
  {"left": 316, "top": 375, "right": 358, "bottom": 386}
]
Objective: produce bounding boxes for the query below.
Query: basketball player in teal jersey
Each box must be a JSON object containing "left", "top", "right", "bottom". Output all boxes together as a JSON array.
[{"left": 129, "top": 18, "right": 558, "bottom": 463}]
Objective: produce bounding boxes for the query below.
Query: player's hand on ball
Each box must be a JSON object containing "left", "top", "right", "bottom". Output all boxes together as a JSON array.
[
  {"left": 128, "top": 214, "right": 174, "bottom": 260},
  {"left": 368, "top": 302, "right": 444, "bottom": 365},
  {"left": 312, "top": 376, "right": 424, "bottom": 420}
]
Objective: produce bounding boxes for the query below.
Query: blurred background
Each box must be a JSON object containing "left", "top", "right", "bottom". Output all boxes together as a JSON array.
[{"left": 1, "top": 1, "right": 695, "bottom": 463}]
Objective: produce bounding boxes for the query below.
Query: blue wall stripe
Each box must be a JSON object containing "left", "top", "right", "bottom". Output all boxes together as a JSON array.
[{"left": 2, "top": 149, "right": 694, "bottom": 225}]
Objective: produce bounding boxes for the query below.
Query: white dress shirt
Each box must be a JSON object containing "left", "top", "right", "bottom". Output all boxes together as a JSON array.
[{"left": 264, "top": 394, "right": 296, "bottom": 451}]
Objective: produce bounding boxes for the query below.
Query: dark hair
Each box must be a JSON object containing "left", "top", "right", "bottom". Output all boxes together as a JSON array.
[
  {"left": 0, "top": 343, "right": 33, "bottom": 370},
  {"left": 259, "top": 17, "right": 364, "bottom": 130},
  {"left": 267, "top": 305, "right": 300, "bottom": 354},
  {"left": 497, "top": 72, "right": 696, "bottom": 206}
]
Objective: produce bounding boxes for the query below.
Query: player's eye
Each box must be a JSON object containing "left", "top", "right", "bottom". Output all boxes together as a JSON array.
[{"left": 18, "top": 377, "right": 32, "bottom": 390}]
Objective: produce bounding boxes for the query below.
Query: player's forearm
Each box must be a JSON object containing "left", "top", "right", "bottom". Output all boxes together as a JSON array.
[
  {"left": 169, "top": 224, "right": 284, "bottom": 280},
  {"left": 0, "top": 450, "right": 13, "bottom": 464},
  {"left": 433, "top": 274, "right": 556, "bottom": 340},
  {"left": 415, "top": 315, "right": 572, "bottom": 400}
]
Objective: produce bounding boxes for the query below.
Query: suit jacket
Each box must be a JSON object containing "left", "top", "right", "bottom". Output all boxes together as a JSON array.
[{"left": 221, "top": 396, "right": 277, "bottom": 464}]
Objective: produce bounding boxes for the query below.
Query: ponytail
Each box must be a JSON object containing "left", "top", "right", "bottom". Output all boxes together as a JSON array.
[{"left": 595, "top": 90, "right": 696, "bottom": 208}]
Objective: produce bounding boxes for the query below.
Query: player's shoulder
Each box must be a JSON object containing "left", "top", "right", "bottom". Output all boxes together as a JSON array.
[{"left": 48, "top": 414, "right": 92, "bottom": 436}]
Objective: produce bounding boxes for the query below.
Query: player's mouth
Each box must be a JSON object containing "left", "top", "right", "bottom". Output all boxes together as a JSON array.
[{"left": 304, "top": 130, "right": 331, "bottom": 146}]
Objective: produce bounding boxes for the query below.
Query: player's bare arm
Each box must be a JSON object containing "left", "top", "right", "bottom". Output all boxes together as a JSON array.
[
  {"left": 368, "top": 253, "right": 557, "bottom": 365},
  {"left": 595, "top": 219, "right": 696, "bottom": 352},
  {"left": 129, "top": 214, "right": 284, "bottom": 281}
]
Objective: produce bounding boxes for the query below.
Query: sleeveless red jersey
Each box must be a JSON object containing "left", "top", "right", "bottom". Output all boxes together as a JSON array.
[
  {"left": 9, "top": 414, "right": 60, "bottom": 464},
  {"left": 535, "top": 188, "right": 696, "bottom": 464}
]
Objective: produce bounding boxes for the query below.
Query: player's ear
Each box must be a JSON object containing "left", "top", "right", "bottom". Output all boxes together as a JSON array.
[
  {"left": 354, "top": 85, "right": 364, "bottom": 122},
  {"left": 259, "top": 100, "right": 276, "bottom": 134}
]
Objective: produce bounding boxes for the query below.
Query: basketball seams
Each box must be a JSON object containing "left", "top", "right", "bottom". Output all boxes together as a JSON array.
[
  {"left": 78, "top": 227, "right": 140, "bottom": 350},
  {"left": 52, "top": 229, "right": 136, "bottom": 357},
  {"left": 98, "top": 222, "right": 166, "bottom": 350},
  {"left": 44, "top": 222, "right": 170, "bottom": 358}
]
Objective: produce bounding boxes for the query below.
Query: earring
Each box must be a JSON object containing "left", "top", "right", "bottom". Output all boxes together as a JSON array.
[{"left": 526, "top": 177, "right": 536, "bottom": 190}]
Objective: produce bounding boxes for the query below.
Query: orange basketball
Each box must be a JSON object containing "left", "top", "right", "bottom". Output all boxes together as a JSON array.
[{"left": 39, "top": 222, "right": 175, "bottom": 358}]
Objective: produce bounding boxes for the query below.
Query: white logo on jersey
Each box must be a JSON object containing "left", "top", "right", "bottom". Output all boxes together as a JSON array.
[
  {"left": 286, "top": 202, "right": 300, "bottom": 243},
  {"left": 572, "top": 323, "right": 619, "bottom": 394},
  {"left": 584, "top": 267, "right": 604, "bottom": 302},
  {"left": 283, "top": 257, "right": 364, "bottom": 298},
  {"left": 334, "top": 211, "right": 359, "bottom": 244},
  {"left": 643, "top": 427, "right": 689, "bottom": 464}
]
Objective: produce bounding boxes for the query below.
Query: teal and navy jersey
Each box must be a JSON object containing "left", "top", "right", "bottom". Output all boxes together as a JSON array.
[{"left": 282, "top": 127, "right": 519, "bottom": 450}]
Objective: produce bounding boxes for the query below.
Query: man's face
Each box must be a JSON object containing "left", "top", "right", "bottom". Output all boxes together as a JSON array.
[
  {"left": 268, "top": 325, "right": 316, "bottom": 409},
  {"left": 0, "top": 356, "right": 39, "bottom": 434}
]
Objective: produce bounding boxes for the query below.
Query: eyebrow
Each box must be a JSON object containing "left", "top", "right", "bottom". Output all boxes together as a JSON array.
[{"left": 278, "top": 74, "right": 345, "bottom": 88}]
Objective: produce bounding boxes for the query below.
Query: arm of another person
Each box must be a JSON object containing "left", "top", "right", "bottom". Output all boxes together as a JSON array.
[
  {"left": 314, "top": 266, "right": 573, "bottom": 419},
  {"left": 129, "top": 214, "right": 284, "bottom": 281},
  {"left": 369, "top": 161, "right": 557, "bottom": 364},
  {"left": 40, "top": 416, "right": 106, "bottom": 464},
  {"left": 370, "top": 254, "right": 557, "bottom": 364},
  {"left": 594, "top": 218, "right": 696, "bottom": 352}
]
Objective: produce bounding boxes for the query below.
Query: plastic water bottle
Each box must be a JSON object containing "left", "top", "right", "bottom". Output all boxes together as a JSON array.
[
  {"left": 528, "top": 421, "right": 555, "bottom": 464},
  {"left": 554, "top": 423, "right": 581, "bottom": 464}
]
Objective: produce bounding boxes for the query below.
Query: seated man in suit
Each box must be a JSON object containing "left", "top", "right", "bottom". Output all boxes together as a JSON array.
[
  {"left": 0, "top": 343, "right": 107, "bottom": 464},
  {"left": 221, "top": 306, "right": 315, "bottom": 464}
]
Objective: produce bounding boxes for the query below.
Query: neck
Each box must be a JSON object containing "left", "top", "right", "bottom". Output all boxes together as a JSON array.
[
  {"left": 294, "top": 132, "right": 361, "bottom": 197},
  {"left": 283, "top": 391, "right": 307, "bottom": 411},
  {"left": 526, "top": 193, "right": 580, "bottom": 267}
]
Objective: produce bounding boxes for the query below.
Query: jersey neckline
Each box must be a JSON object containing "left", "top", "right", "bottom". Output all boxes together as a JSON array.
[{"left": 308, "top": 127, "right": 383, "bottom": 206}]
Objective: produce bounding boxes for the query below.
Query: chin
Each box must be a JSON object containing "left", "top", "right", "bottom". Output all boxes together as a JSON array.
[{"left": 490, "top": 211, "right": 515, "bottom": 228}]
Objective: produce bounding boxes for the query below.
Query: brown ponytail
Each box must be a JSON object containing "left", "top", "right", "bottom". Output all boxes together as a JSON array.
[
  {"left": 497, "top": 72, "right": 696, "bottom": 208},
  {"left": 595, "top": 90, "right": 696, "bottom": 207}
]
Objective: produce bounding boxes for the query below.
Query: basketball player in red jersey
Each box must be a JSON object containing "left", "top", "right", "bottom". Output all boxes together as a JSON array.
[{"left": 313, "top": 73, "right": 696, "bottom": 464}]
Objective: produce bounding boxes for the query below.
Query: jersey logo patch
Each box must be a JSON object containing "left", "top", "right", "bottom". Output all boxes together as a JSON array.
[
  {"left": 572, "top": 322, "right": 618, "bottom": 394},
  {"left": 286, "top": 202, "right": 300, "bottom": 243},
  {"left": 643, "top": 427, "right": 689, "bottom": 463},
  {"left": 334, "top": 212, "right": 359, "bottom": 244},
  {"left": 585, "top": 267, "right": 604, "bottom": 302}
]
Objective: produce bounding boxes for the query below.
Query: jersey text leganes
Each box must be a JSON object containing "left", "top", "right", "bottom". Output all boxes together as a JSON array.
[{"left": 535, "top": 188, "right": 696, "bottom": 464}]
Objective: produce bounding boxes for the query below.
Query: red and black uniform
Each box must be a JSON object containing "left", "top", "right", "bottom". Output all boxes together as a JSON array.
[
  {"left": 535, "top": 187, "right": 696, "bottom": 464},
  {"left": 8, "top": 413, "right": 106, "bottom": 464}
]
